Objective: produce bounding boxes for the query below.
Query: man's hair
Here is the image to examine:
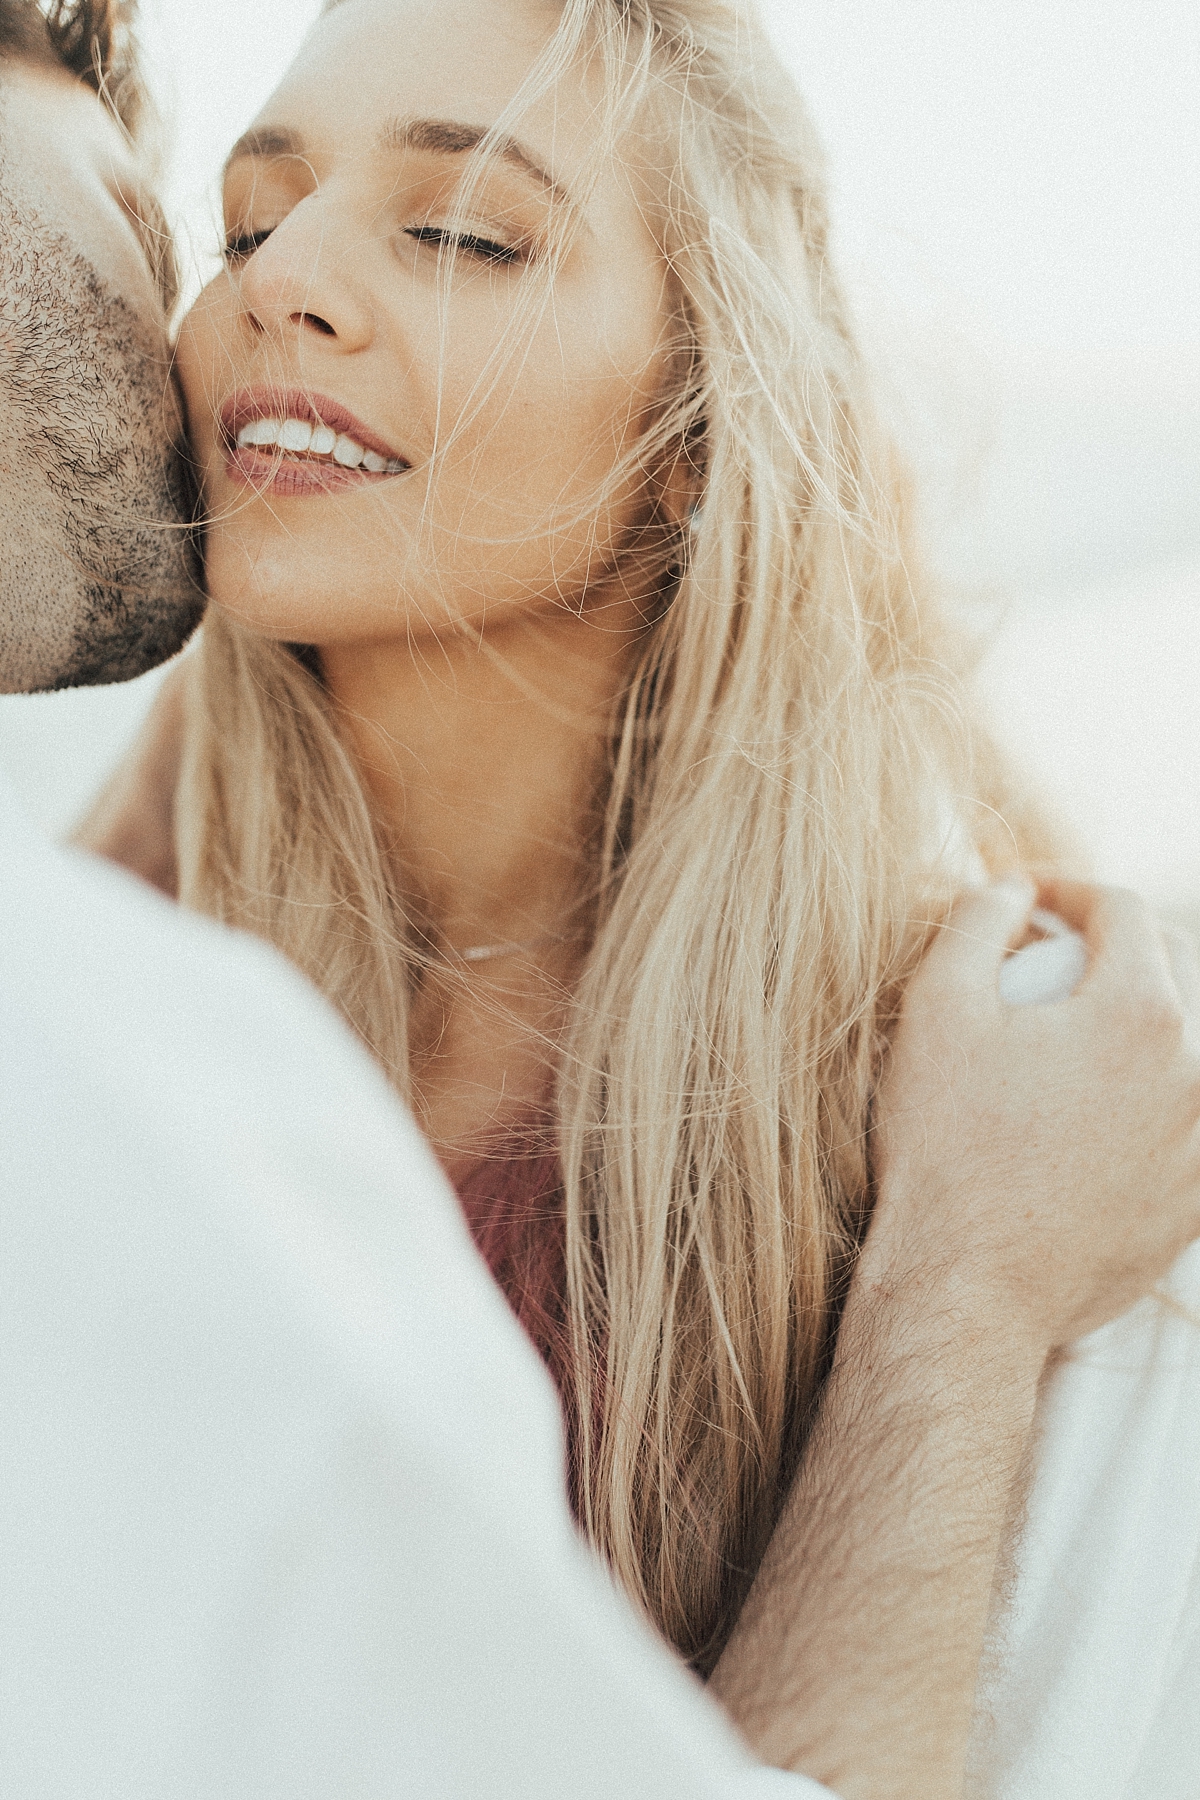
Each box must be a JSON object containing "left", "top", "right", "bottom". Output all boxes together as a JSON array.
[
  {"left": 0, "top": 1, "right": 147, "bottom": 139},
  {"left": 0, "top": 1, "right": 176, "bottom": 307}
]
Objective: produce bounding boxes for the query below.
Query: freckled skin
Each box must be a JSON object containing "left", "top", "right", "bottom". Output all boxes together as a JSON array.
[{"left": 0, "top": 63, "right": 203, "bottom": 695}]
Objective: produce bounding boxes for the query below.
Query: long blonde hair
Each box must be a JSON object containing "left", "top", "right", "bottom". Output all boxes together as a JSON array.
[{"left": 178, "top": 0, "right": 1038, "bottom": 1670}]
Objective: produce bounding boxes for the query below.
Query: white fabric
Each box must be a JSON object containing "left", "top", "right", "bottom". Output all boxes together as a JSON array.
[
  {"left": 0, "top": 780, "right": 829, "bottom": 1800},
  {"left": 978, "top": 1249, "right": 1200, "bottom": 1798},
  {"left": 997, "top": 911, "right": 1088, "bottom": 1006}
]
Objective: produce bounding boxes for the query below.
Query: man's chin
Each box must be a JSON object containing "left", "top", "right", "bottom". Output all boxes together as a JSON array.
[
  {"left": 0, "top": 562, "right": 207, "bottom": 695},
  {"left": 0, "top": 439, "right": 207, "bottom": 692},
  {"left": 52, "top": 579, "right": 208, "bottom": 692}
]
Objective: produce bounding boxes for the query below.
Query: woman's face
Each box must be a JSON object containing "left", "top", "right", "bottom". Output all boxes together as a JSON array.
[{"left": 178, "top": 0, "right": 674, "bottom": 649}]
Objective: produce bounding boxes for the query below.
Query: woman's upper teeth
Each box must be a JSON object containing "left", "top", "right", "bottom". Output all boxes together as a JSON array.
[{"left": 235, "top": 416, "right": 405, "bottom": 473}]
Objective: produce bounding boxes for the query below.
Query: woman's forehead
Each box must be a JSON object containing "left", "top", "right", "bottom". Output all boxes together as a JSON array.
[
  {"left": 249, "top": 0, "right": 657, "bottom": 243},
  {"left": 279, "top": 0, "right": 579, "bottom": 157}
]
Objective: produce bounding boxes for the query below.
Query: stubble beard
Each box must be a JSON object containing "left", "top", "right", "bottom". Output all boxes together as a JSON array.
[{"left": 0, "top": 190, "right": 204, "bottom": 693}]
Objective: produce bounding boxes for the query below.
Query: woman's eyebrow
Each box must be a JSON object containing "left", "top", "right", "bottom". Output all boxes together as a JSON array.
[
  {"left": 222, "top": 118, "right": 577, "bottom": 216},
  {"left": 223, "top": 126, "right": 306, "bottom": 177},
  {"left": 377, "top": 116, "right": 575, "bottom": 210}
]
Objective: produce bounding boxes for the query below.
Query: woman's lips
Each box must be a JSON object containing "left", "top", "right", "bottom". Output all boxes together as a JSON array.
[
  {"left": 225, "top": 449, "right": 397, "bottom": 497},
  {"left": 219, "top": 386, "right": 411, "bottom": 498}
]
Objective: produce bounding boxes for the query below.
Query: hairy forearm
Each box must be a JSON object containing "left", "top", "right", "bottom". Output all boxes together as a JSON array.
[{"left": 710, "top": 1264, "right": 1044, "bottom": 1800}]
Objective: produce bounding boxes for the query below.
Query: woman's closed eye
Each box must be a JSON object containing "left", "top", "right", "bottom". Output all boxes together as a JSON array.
[
  {"left": 222, "top": 216, "right": 529, "bottom": 270},
  {"left": 224, "top": 227, "right": 277, "bottom": 264},
  {"left": 405, "top": 224, "right": 522, "bottom": 265}
]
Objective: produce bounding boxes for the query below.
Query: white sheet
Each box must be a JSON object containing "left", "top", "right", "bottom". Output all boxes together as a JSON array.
[{"left": 979, "top": 1246, "right": 1200, "bottom": 1797}]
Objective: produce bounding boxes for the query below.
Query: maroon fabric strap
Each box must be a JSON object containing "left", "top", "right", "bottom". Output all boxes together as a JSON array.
[
  {"left": 448, "top": 1131, "right": 610, "bottom": 1511},
  {"left": 449, "top": 1136, "right": 572, "bottom": 1394}
]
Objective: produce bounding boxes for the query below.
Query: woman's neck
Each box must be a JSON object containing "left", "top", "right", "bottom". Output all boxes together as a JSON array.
[
  {"left": 319, "top": 597, "right": 646, "bottom": 1156},
  {"left": 322, "top": 601, "right": 642, "bottom": 950}
]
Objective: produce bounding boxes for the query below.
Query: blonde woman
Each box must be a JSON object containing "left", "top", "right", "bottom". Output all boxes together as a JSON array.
[
  {"left": 86, "top": 0, "right": 1200, "bottom": 1791},
  {"left": 172, "top": 0, "right": 1019, "bottom": 1656}
]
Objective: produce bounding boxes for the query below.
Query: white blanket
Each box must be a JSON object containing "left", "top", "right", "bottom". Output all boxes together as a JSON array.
[{"left": 981, "top": 1245, "right": 1200, "bottom": 1797}]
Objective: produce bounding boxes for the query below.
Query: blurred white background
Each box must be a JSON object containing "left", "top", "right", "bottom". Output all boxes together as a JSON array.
[{"left": 2, "top": 0, "right": 1197, "bottom": 898}]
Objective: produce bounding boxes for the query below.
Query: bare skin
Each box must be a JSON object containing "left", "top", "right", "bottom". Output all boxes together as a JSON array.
[
  {"left": 327, "top": 609, "right": 634, "bottom": 1150},
  {"left": 85, "top": 729, "right": 1200, "bottom": 1800},
  {"left": 75, "top": 664, "right": 187, "bottom": 896}
]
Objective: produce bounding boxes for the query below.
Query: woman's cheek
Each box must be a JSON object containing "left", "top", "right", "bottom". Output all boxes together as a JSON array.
[
  {"left": 175, "top": 313, "right": 221, "bottom": 473},
  {"left": 470, "top": 358, "right": 629, "bottom": 504}
]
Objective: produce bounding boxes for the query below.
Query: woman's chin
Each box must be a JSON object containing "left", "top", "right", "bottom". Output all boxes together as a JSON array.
[
  {"left": 198, "top": 535, "right": 343, "bottom": 645},
  {"left": 204, "top": 586, "right": 427, "bottom": 653},
  {"left": 202, "top": 575, "right": 340, "bottom": 647}
]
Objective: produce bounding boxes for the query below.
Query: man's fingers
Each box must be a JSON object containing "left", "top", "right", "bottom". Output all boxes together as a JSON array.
[
  {"left": 1030, "top": 876, "right": 1097, "bottom": 938},
  {"left": 917, "top": 878, "right": 1192, "bottom": 1036},
  {"left": 917, "top": 878, "right": 1037, "bottom": 1003},
  {"left": 1040, "top": 878, "right": 1179, "bottom": 1013}
]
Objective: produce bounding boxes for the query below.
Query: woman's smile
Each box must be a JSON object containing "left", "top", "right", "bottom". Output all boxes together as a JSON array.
[{"left": 221, "top": 385, "right": 411, "bottom": 499}]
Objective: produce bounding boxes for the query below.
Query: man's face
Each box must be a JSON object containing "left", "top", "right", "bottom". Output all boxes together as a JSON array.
[{"left": 0, "top": 55, "right": 201, "bottom": 694}]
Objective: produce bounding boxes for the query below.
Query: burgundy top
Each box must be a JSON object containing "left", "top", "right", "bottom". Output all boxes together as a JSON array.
[{"left": 448, "top": 1134, "right": 575, "bottom": 1407}]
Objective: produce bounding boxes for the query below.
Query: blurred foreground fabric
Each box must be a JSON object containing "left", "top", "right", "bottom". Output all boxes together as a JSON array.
[{"left": 0, "top": 780, "right": 824, "bottom": 1799}]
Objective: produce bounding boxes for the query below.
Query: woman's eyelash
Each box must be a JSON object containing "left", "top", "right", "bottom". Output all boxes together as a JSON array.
[
  {"left": 405, "top": 225, "right": 520, "bottom": 265},
  {"left": 224, "top": 228, "right": 276, "bottom": 263},
  {"left": 223, "top": 224, "right": 521, "bottom": 267}
]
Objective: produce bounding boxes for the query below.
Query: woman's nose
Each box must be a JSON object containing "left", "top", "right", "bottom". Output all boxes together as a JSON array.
[{"left": 235, "top": 197, "right": 373, "bottom": 353}]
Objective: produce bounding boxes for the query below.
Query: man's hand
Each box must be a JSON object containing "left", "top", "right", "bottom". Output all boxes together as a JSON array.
[
  {"left": 870, "top": 877, "right": 1200, "bottom": 1344},
  {"left": 711, "top": 879, "right": 1200, "bottom": 1800}
]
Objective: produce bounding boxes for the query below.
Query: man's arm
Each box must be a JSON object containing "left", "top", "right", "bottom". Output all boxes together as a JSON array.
[
  {"left": 712, "top": 1267, "right": 1041, "bottom": 1800},
  {"left": 714, "top": 880, "right": 1200, "bottom": 1800}
]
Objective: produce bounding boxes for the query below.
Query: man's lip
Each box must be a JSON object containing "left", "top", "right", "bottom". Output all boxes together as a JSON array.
[{"left": 218, "top": 387, "right": 409, "bottom": 465}]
